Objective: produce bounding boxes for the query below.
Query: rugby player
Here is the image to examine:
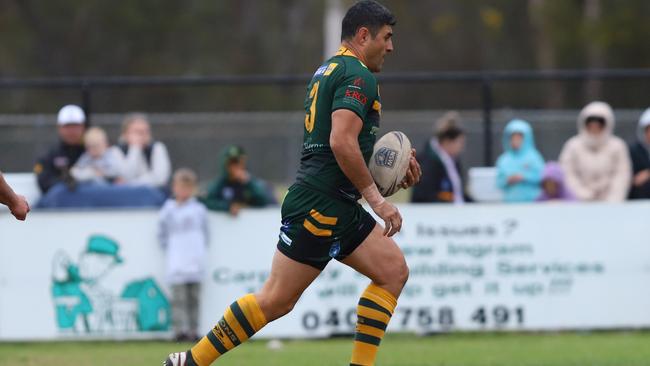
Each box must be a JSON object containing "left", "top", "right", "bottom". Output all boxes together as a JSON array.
[{"left": 165, "top": 1, "right": 420, "bottom": 365}]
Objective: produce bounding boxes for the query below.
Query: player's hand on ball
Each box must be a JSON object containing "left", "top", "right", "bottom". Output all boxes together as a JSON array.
[
  {"left": 400, "top": 148, "right": 421, "bottom": 189},
  {"left": 373, "top": 200, "right": 402, "bottom": 237}
]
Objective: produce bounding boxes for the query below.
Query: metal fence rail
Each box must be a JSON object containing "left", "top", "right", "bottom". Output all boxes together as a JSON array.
[{"left": 2, "top": 68, "right": 650, "bottom": 165}]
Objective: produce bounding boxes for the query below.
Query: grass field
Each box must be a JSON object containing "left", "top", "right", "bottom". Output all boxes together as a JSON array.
[{"left": 1, "top": 332, "right": 650, "bottom": 366}]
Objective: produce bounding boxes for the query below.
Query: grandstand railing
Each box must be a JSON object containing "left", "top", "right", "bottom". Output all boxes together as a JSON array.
[{"left": 2, "top": 68, "right": 650, "bottom": 165}]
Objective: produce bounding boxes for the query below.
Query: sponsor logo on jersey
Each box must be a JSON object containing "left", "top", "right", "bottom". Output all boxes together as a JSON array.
[
  {"left": 329, "top": 242, "right": 341, "bottom": 258},
  {"left": 375, "top": 147, "right": 398, "bottom": 168},
  {"left": 353, "top": 77, "right": 365, "bottom": 87},
  {"left": 344, "top": 89, "right": 368, "bottom": 106},
  {"left": 314, "top": 62, "right": 338, "bottom": 77},
  {"left": 313, "top": 65, "right": 327, "bottom": 76},
  {"left": 323, "top": 63, "right": 338, "bottom": 76}
]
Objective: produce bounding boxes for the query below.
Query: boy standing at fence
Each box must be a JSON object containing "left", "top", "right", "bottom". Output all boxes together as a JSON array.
[{"left": 159, "top": 168, "right": 209, "bottom": 341}]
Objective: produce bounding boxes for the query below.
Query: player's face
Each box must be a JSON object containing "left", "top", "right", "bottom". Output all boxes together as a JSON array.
[
  {"left": 644, "top": 126, "right": 650, "bottom": 143},
  {"left": 365, "top": 25, "right": 393, "bottom": 72},
  {"left": 58, "top": 124, "right": 85, "bottom": 145}
]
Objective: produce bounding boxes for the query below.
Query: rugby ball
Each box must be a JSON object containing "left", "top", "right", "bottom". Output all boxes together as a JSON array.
[{"left": 369, "top": 131, "right": 412, "bottom": 197}]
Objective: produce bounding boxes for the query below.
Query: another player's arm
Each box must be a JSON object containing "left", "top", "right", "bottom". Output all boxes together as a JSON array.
[
  {"left": 330, "top": 109, "right": 402, "bottom": 236},
  {"left": 0, "top": 171, "right": 30, "bottom": 221}
]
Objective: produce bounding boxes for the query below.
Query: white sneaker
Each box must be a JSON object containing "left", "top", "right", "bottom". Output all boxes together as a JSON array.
[{"left": 163, "top": 352, "right": 190, "bottom": 366}]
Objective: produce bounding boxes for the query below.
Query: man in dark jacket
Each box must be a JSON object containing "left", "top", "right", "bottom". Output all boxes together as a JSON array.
[
  {"left": 629, "top": 108, "right": 650, "bottom": 199},
  {"left": 411, "top": 111, "right": 471, "bottom": 203},
  {"left": 200, "top": 145, "right": 275, "bottom": 215},
  {"left": 34, "top": 105, "right": 86, "bottom": 193}
]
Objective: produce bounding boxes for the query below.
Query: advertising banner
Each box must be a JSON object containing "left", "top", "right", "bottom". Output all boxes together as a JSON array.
[{"left": 1, "top": 202, "right": 649, "bottom": 340}]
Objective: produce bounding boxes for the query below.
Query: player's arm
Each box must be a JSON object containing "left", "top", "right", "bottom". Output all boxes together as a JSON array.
[
  {"left": 330, "top": 109, "right": 401, "bottom": 236},
  {"left": 0, "top": 171, "right": 30, "bottom": 221}
]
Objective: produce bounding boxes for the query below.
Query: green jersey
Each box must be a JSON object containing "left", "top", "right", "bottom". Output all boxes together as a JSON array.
[{"left": 295, "top": 46, "right": 382, "bottom": 201}]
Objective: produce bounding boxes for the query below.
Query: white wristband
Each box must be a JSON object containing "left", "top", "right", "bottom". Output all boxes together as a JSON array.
[{"left": 361, "top": 184, "right": 385, "bottom": 209}]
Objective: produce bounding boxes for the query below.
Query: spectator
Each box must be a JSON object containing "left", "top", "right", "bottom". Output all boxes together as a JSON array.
[
  {"left": 158, "top": 168, "right": 208, "bottom": 342},
  {"left": 38, "top": 119, "right": 166, "bottom": 209},
  {"left": 559, "top": 101, "right": 631, "bottom": 202},
  {"left": 34, "top": 104, "right": 86, "bottom": 193},
  {"left": 0, "top": 170, "right": 30, "bottom": 220},
  {"left": 537, "top": 162, "right": 575, "bottom": 202},
  {"left": 411, "top": 111, "right": 470, "bottom": 204},
  {"left": 628, "top": 108, "right": 650, "bottom": 199},
  {"left": 496, "top": 119, "right": 545, "bottom": 202},
  {"left": 70, "top": 127, "right": 123, "bottom": 185},
  {"left": 116, "top": 113, "right": 171, "bottom": 189},
  {"left": 201, "top": 145, "right": 275, "bottom": 215}
]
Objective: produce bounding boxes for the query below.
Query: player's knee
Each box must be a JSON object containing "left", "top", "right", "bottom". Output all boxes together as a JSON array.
[
  {"left": 374, "top": 256, "right": 409, "bottom": 289},
  {"left": 397, "top": 260, "right": 409, "bottom": 287},
  {"left": 271, "top": 298, "right": 298, "bottom": 320},
  {"left": 389, "top": 257, "right": 409, "bottom": 290},
  {"left": 259, "top": 294, "right": 299, "bottom": 321}
]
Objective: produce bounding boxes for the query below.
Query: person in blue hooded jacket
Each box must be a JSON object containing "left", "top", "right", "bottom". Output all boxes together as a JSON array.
[{"left": 496, "top": 119, "right": 545, "bottom": 202}]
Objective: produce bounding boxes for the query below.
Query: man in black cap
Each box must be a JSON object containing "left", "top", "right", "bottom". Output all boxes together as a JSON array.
[{"left": 34, "top": 104, "right": 87, "bottom": 193}]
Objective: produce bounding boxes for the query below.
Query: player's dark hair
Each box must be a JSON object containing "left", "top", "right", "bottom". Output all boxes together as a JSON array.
[
  {"left": 341, "top": 0, "right": 396, "bottom": 41},
  {"left": 435, "top": 111, "right": 465, "bottom": 142}
]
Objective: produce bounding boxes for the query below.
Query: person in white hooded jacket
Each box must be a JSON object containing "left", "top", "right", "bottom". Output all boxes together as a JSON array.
[{"left": 559, "top": 101, "right": 632, "bottom": 202}]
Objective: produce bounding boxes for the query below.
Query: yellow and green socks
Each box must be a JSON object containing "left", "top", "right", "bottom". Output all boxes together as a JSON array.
[
  {"left": 187, "top": 294, "right": 267, "bottom": 366},
  {"left": 350, "top": 283, "right": 397, "bottom": 366}
]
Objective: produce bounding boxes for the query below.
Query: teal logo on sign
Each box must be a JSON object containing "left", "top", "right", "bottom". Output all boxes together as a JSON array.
[{"left": 51, "top": 234, "right": 170, "bottom": 333}]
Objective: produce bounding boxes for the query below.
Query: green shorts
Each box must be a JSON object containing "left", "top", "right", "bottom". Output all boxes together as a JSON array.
[{"left": 277, "top": 184, "right": 377, "bottom": 270}]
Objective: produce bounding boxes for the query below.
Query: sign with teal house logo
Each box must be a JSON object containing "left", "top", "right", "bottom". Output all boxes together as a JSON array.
[
  {"left": 121, "top": 278, "right": 170, "bottom": 331},
  {"left": 51, "top": 234, "right": 170, "bottom": 334}
]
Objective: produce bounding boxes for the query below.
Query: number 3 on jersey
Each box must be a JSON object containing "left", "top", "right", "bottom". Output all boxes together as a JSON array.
[{"left": 304, "top": 81, "right": 320, "bottom": 133}]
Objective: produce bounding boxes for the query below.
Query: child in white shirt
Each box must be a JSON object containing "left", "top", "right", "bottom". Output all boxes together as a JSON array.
[
  {"left": 70, "top": 127, "right": 123, "bottom": 184},
  {"left": 158, "top": 168, "right": 208, "bottom": 341}
]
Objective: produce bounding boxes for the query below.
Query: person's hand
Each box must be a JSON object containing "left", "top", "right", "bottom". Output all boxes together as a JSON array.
[
  {"left": 229, "top": 202, "right": 242, "bottom": 216},
  {"left": 93, "top": 167, "right": 105, "bottom": 178},
  {"left": 125, "top": 130, "right": 146, "bottom": 148},
  {"left": 400, "top": 148, "right": 422, "bottom": 189},
  {"left": 372, "top": 200, "right": 402, "bottom": 237},
  {"left": 633, "top": 169, "right": 650, "bottom": 187},
  {"left": 9, "top": 195, "right": 30, "bottom": 221},
  {"left": 507, "top": 175, "right": 524, "bottom": 185}
]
